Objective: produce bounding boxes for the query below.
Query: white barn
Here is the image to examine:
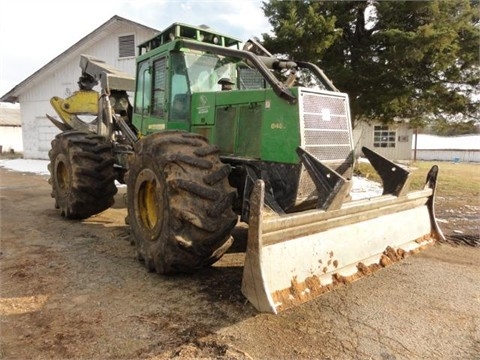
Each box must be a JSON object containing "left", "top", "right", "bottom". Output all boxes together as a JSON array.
[{"left": 0, "top": 15, "right": 159, "bottom": 159}]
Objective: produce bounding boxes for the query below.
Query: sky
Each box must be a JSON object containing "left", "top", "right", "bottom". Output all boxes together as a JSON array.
[{"left": 0, "top": 0, "right": 272, "bottom": 97}]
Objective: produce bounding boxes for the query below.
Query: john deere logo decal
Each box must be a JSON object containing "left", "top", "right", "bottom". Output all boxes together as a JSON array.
[{"left": 197, "top": 95, "right": 210, "bottom": 114}]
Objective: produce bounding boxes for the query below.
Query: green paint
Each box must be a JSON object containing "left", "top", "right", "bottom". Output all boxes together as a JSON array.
[{"left": 132, "top": 23, "right": 304, "bottom": 165}]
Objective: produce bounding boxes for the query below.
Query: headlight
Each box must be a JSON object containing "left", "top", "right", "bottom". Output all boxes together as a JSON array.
[{"left": 119, "top": 98, "right": 129, "bottom": 110}]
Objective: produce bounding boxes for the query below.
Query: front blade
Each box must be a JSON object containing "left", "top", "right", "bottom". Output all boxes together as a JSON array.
[{"left": 241, "top": 175, "right": 443, "bottom": 314}]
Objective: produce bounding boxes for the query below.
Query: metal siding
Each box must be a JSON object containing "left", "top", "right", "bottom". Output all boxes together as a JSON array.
[
  {"left": 0, "top": 108, "right": 21, "bottom": 126},
  {"left": 414, "top": 149, "right": 480, "bottom": 163},
  {"left": 0, "top": 127, "right": 23, "bottom": 152}
]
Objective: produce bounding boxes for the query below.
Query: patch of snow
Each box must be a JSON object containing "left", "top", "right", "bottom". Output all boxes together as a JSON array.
[
  {"left": 350, "top": 176, "right": 383, "bottom": 200},
  {"left": 0, "top": 159, "right": 384, "bottom": 200},
  {"left": 0, "top": 159, "right": 50, "bottom": 176}
]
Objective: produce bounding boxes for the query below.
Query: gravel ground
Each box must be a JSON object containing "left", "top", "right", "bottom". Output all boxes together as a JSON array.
[{"left": 0, "top": 166, "right": 479, "bottom": 359}]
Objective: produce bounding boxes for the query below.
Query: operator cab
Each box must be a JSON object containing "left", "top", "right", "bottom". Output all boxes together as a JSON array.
[{"left": 133, "top": 23, "right": 268, "bottom": 135}]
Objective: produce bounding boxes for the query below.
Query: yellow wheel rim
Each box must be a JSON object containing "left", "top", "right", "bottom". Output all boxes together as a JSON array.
[
  {"left": 56, "top": 161, "right": 69, "bottom": 190},
  {"left": 138, "top": 178, "right": 159, "bottom": 230}
]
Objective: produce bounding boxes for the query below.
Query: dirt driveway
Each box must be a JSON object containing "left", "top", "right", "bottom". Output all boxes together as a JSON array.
[{"left": 1, "top": 167, "right": 479, "bottom": 359}]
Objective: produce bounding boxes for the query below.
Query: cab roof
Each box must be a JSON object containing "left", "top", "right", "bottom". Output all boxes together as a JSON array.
[{"left": 138, "top": 22, "right": 242, "bottom": 55}]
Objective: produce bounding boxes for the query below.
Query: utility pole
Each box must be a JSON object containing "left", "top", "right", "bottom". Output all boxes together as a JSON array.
[{"left": 413, "top": 128, "right": 418, "bottom": 162}]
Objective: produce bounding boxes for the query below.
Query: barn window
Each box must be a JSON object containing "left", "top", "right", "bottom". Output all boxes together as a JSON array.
[
  {"left": 373, "top": 125, "right": 396, "bottom": 148},
  {"left": 119, "top": 35, "right": 135, "bottom": 58}
]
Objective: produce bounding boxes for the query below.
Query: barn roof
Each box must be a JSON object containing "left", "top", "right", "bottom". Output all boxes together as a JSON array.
[
  {"left": 0, "top": 15, "right": 159, "bottom": 103},
  {"left": 0, "top": 106, "right": 21, "bottom": 126}
]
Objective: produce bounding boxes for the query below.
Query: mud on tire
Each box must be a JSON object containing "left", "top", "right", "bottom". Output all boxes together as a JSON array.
[
  {"left": 48, "top": 131, "right": 117, "bottom": 219},
  {"left": 126, "top": 131, "right": 238, "bottom": 274}
]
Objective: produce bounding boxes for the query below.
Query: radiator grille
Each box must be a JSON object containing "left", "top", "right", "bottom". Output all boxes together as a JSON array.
[
  {"left": 295, "top": 89, "right": 354, "bottom": 205},
  {"left": 300, "top": 90, "right": 353, "bottom": 162}
]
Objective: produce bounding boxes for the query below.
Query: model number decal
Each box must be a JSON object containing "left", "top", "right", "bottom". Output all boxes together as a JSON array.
[
  {"left": 271, "top": 122, "right": 286, "bottom": 130},
  {"left": 148, "top": 124, "right": 165, "bottom": 130}
]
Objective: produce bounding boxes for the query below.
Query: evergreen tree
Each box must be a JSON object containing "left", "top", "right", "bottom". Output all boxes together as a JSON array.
[{"left": 261, "top": 0, "right": 479, "bottom": 125}]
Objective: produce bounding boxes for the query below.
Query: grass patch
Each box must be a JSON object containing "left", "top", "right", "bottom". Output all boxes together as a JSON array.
[
  {"left": 354, "top": 162, "right": 382, "bottom": 182},
  {"left": 411, "top": 161, "right": 480, "bottom": 197}
]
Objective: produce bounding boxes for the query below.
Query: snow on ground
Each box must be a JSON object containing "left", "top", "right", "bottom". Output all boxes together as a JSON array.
[
  {"left": 0, "top": 159, "right": 383, "bottom": 200},
  {"left": 349, "top": 176, "right": 383, "bottom": 200},
  {"left": 0, "top": 159, "right": 50, "bottom": 176}
]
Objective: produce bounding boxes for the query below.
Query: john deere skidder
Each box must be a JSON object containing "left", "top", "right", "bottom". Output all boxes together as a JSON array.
[{"left": 48, "top": 23, "right": 444, "bottom": 313}]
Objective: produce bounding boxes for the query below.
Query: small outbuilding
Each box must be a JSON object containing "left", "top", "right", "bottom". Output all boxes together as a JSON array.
[
  {"left": 353, "top": 120, "right": 413, "bottom": 161},
  {"left": 0, "top": 104, "right": 23, "bottom": 153},
  {"left": 0, "top": 15, "right": 159, "bottom": 159}
]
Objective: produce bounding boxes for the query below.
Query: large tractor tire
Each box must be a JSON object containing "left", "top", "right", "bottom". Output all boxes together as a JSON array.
[
  {"left": 127, "top": 131, "right": 238, "bottom": 274},
  {"left": 48, "top": 131, "right": 117, "bottom": 219}
]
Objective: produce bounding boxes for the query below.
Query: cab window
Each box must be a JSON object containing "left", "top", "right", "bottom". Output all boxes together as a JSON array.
[
  {"left": 152, "top": 57, "right": 166, "bottom": 117},
  {"left": 134, "top": 61, "right": 151, "bottom": 114},
  {"left": 170, "top": 53, "right": 190, "bottom": 121}
]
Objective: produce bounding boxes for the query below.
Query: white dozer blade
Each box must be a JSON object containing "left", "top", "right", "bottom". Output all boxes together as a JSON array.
[{"left": 241, "top": 168, "right": 444, "bottom": 314}]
